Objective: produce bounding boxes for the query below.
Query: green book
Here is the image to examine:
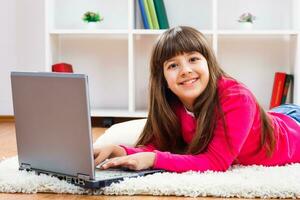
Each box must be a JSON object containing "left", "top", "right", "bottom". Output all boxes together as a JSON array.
[
  {"left": 153, "top": 0, "right": 169, "bottom": 29},
  {"left": 147, "top": 0, "right": 160, "bottom": 29},
  {"left": 143, "top": 0, "right": 153, "bottom": 29},
  {"left": 281, "top": 74, "right": 293, "bottom": 104}
]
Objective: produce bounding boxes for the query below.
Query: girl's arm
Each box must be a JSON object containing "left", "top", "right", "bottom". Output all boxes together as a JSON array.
[{"left": 121, "top": 89, "right": 257, "bottom": 172}]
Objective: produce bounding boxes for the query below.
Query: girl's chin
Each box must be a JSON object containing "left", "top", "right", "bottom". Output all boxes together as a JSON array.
[
  {"left": 179, "top": 86, "right": 203, "bottom": 95},
  {"left": 179, "top": 92, "right": 203, "bottom": 102}
]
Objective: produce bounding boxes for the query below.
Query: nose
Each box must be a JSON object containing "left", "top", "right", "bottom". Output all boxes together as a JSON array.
[{"left": 180, "top": 63, "right": 193, "bottom": 76}]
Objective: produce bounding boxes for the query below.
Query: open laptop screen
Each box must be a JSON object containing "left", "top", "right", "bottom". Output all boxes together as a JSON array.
[{"left": 11, "top": 72, "right": 95, "bottom": 179}]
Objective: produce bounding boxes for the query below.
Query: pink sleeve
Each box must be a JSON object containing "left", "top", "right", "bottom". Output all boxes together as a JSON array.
[
  {"left": 153, "top": 92, "right": 257, "bottom": 172},
  {"left": 119, "top": 144, "right": 156, "bottom": 155}
]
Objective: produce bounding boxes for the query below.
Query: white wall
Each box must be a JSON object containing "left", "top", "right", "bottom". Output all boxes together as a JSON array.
[
  {"left": 0, "top": 0, "right": 17, "bottom": 115},
  {"left": 0, "top": 0, "right": 45, "bottom": 115},
  {"left": 16, "top": 0, "right": 45, "bottom": 72}
]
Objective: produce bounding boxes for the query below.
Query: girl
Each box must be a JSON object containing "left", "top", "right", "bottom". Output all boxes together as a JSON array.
[{"left": 94, "top": 26, "right": 300, "bottom": 173}]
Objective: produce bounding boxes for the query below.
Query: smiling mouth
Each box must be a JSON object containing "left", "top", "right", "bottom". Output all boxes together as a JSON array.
[{"left": 179, "top": 78, "right": 199, "bottom": 85}]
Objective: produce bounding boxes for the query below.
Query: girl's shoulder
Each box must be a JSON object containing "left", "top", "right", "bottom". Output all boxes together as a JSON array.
[
  {"left": 217, "top": 76, "right": 259, "bottom": 115},
  {"left": 218, "top": 76, "right": 240, "bottom": 88},
  {"left": 217, "top": 76, "right": 256, "bottom": 102}
]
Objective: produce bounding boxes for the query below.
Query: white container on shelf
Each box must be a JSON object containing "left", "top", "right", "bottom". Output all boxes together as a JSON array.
[
  {"left": 238, "top": 22, "right": 253, "bottom": 30},
  {"left": 84, "top": 22, "right": 100, "bottom": 30}
]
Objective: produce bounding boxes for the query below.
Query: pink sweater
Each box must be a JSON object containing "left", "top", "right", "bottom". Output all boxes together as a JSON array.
[{"left": 121, "top": 77, "right": 300, "bottom": 172}]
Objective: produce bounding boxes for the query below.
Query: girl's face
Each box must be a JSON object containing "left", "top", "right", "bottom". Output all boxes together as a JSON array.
[{"left": 163, "top": 51, "right": 209, "bottom": 111}]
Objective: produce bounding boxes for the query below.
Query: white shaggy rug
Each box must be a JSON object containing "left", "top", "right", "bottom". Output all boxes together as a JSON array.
[{"left": 1, "top": 157, "right": 300, "bottom": 198}]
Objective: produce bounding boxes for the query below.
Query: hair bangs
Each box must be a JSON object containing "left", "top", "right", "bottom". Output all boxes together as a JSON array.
[{"left": 157, "top": 28, "right": 206, "bottom": 68}]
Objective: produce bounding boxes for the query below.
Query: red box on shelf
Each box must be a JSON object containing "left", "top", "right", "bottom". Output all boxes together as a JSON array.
[{"left": 52, "top": 63, "right": 73, "bottom": 73}]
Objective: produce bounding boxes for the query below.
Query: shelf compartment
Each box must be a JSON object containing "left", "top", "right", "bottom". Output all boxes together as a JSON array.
[
  {"left": 49, "top": 34, "right": 129, "bottom": 111},
  {"left": 133, "top": 34, "right": 155, "bottom": 111},
  {"left": 217, "top": 35, "right": 294, "bottom": 109},
  {"left": 218, "top": 0, "right": 294, "bottom": 30},
  {"left": 134, "top": 0, "right": 213, "bottom": 30},
  {"left": 48, "top": 0, "right": 129, "bottom": 30}
]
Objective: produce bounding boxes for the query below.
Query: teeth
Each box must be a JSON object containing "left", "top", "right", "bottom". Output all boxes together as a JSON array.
[{"left": 182, "top": 78, "right": 197, "bottom": 85}]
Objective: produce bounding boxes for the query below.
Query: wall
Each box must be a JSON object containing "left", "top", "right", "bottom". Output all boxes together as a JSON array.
[
  {"left": 0, "top": 0, "right": 45, "bottom": 115},
  {"left": 0, "top": 0, "right": 17, "bottom": 115}
]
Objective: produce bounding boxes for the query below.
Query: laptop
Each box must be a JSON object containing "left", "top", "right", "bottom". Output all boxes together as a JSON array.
[{"left": 11, "top": 71, "right": 163, "bottom": 189}]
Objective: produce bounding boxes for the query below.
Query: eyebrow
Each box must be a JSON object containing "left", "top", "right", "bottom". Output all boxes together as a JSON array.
[
  {"left": 186, "top": 51, "right": 198, "bottom": 55},
  {"left": 164, "top": 52, "right": 200, "bottom": 65},
  {"left": 164, "top": 58, "right": 176, "bottom": 65}
]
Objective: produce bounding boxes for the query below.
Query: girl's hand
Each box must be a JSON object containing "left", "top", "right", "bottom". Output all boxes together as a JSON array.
[
  {"left": 100, "top": 152, "right": 156, "bottom": 171},
  {"left": 94, "top": 144, "right": 127, "bottom": 166}
]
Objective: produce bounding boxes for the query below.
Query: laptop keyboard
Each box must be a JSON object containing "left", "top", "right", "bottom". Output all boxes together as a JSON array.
[{"left": 95, "top": 168, "right": 139, "bottom": 180}]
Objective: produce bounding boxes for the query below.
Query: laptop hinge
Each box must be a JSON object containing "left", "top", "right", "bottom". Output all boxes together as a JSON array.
[
  {"left": 77, "top": 173, "right": 90, "bottom": 181},
  {"left": 20, "top": 163, "right": 31, "bottom": 170}
]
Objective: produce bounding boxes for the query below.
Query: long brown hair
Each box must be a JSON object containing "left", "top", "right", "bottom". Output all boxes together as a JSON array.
[{"left": 136, "top": 26, "right": 275, "bottom": 156}]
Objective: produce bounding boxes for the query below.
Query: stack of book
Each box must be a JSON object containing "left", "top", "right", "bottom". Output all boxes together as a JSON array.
[
  {"left": 269, "top": 72, "right": 294, "bottom": 109},
  {"left": 138, "top": 0, "right": 169, "bottom": 29}
]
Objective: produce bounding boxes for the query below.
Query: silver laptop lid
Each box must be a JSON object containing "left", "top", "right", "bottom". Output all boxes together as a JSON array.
[{"left": 11, "top": 72, "right": 95, "bottom": 179}]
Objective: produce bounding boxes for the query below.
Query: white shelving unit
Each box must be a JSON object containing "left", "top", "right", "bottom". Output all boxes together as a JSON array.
[{"left": 45, "top": 0, "right": 300, "bottom": 117}]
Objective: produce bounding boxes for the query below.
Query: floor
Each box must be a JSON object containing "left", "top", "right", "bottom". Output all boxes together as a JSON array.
[{"left": 0, "top": 122, "right": 250, "bottom": 200}]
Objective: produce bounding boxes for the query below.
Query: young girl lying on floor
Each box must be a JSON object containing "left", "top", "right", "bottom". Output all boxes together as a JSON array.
[{"left": 94, "top": 26, "right": 300, "bottom": 173}]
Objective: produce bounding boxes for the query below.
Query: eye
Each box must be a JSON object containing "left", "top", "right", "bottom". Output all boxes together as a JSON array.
[
  {"left": 189, "top": 57, "right": 200, "bottom": 62},
  {"left": 167, "top": 63, "right": 178, "bottom": 70}
]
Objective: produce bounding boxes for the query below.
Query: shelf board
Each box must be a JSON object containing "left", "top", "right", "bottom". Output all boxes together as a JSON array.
[
  {"left": 49, "top": 29, "right": 298, "bottom": 36},
  {"left": 217, "top": 30, "right": 298, "bottom": 35},
  {"left": 131, "top": 29, "right": 299, "bottom": 35},
  {"left": 49, "top": 29, "right": 129, "bottom": 34},
  {"left": 132, "top": 29, "right": 164, "bottom": 35},
  {"left": 91, "top": 109, "right": 147, "bottom": 118},
  {"left": 132, "top": 29, "right": 214, "bottom": 35}
]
